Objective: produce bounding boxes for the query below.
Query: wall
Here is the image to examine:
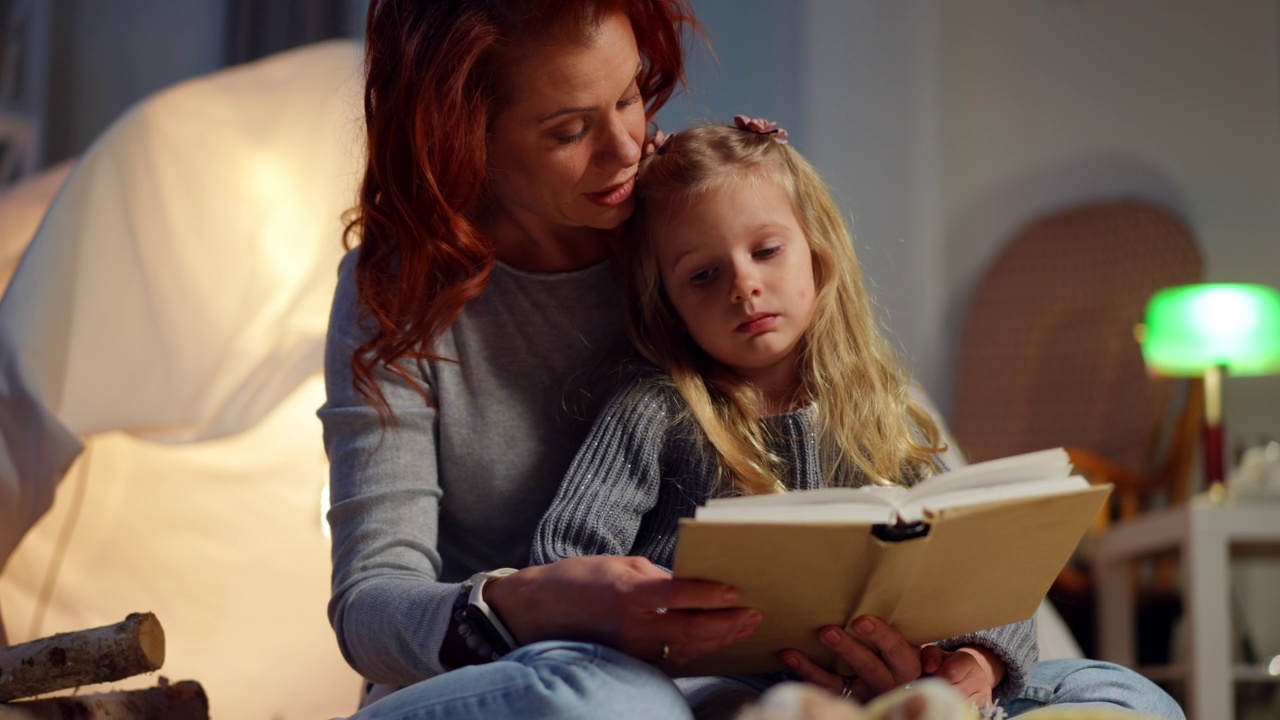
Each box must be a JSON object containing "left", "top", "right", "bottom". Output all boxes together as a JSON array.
[
  {"left": 799, "top": 0, "right": 1280, "bottom": 665},
  {"left": 42, "top": 0, "right": 229, "bottom": 164},
  {"left": 38, "top": 0, "right": 369, "bottom": 166},
  {"left": 676, "top": 0, "right": 1280, "bottom": 668}
]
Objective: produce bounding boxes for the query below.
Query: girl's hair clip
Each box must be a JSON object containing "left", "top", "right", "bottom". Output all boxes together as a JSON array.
[
  {"left": 643, "top": 129, "right": 672, "bottom": 157},
  {"left": 733, "top": 115, "right": 788, "bottom": 145}
]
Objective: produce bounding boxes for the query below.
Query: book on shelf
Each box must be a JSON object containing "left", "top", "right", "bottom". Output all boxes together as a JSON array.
[{"left": 670, "top": 447, "right": 1111, "bottom": 676}]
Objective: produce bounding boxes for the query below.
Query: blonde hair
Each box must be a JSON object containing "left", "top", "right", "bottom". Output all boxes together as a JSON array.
[{"left": 624, "top": 123, "right": 945, "bottom": 496}]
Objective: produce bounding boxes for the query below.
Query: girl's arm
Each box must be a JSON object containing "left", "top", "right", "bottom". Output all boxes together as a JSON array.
[
  {"left": 930, "top": 619, "right": 1037, "bottom": 704},
  {"left": 530, "top": 377, "right": 668, "bottom": 565}
]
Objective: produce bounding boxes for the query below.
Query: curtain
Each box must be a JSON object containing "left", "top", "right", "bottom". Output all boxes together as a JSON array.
[{"left": 224, "top": 0, "right": 351, "bottom": 66}]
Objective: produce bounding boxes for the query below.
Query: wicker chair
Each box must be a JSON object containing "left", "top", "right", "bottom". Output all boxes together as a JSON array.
[{"left": 949, "top": 198, "right": 1203, "bottom": 660}]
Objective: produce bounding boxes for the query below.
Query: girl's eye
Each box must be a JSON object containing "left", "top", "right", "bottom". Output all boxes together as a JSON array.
[
  {"left": 618, "top": 91, "right": 642, "bottom": 109},
  {"left": 690, "top": 267, "right": 718, "bottom": 285},
  {"left": 754, "top": 246, "right": 781, "bottom": 259}
]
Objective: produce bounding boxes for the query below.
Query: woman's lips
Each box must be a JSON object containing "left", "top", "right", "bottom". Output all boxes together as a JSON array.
[
  {"left": 737, "top": 314, "right": 777, "bottom": 333},
  {"left": 585, "top": 175, "right": 636, "bottom": 207}
]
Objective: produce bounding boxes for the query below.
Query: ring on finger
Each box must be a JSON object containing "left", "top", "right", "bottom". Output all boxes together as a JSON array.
[{"left": 839, "top": 674, "right": 855, "bottom": 700}]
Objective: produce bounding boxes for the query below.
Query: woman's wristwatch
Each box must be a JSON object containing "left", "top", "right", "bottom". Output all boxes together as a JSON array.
[{"left": 454, "top": 568, "right": 519, "bottom": 661}]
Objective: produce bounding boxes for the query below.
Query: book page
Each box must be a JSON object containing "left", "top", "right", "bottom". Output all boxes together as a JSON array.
[
  {"left": 894, "top": 476, "right": 1091, "bottom": 524},
  {"left": 903, "top": 447, "right": 1072, "bottom": 503},
  {"left": 695, "top": 448, "right": 1074, "bottom": 524},
  {"left": 695, "top": 485, "right": 904, "bottom": 522}
]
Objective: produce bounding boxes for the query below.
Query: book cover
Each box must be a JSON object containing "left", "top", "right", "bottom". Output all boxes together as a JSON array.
[{"left": 669, "top": 448, "right": 1111, "bottom": 676}]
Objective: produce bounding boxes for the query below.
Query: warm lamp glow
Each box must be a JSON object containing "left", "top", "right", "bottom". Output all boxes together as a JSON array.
[{"left": 1140, "top": 284, "right": 1280, "bottom": 377}]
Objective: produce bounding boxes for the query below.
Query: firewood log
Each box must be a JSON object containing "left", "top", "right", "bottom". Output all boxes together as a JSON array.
[
  {"left": 0, "top": 613, "right": 164, "bottom": 702},
  {"left": 0, "top": 680, "right": 207, "bottom": 719}
]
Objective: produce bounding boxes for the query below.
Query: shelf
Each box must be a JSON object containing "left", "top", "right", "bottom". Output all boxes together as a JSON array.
[
  {"left": 1234, "top": 664, "right": 1280, "bottom": 683},
  {"left": 1133, "top": 664, "right": 1280, "bottom": 685}
]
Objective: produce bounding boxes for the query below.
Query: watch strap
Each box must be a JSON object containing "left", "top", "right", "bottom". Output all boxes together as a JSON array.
[{"left": 465, "top": 568, "right": 519, "bottom": 656}]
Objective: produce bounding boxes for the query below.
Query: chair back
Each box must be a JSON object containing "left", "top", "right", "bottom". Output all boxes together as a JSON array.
[{"left": 951, "top": 199, "right": 1203, "bottom": 490}]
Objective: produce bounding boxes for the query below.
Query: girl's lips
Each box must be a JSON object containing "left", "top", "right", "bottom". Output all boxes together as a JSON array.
[
  {"left": 585, "top": 175, "right": 636, "bottom": 207},
  {"left": 737, "top": 314, "right": 777, "bottom": 333}
]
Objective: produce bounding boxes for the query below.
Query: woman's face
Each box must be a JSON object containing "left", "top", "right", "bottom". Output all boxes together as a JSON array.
[{"left": 486, "top": 10, "right": 646, "bottom": 241}]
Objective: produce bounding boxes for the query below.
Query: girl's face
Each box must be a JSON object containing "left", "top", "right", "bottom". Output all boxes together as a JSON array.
[
  {"left": 654, "top": 173, "right": 818, "bottom": 404},
  {"left": 486, "top": 10, "right": 646, "bottom": 245}
]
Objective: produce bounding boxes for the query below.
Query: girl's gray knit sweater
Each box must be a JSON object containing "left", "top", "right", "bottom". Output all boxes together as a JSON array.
[{"left": 531, "top": 375, "right": 1038, "bottom": 703}]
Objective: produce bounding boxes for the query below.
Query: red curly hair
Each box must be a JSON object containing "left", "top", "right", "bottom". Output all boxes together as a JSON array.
[{"left": 347, "top": 0, "right": 699, "bottom": 415}]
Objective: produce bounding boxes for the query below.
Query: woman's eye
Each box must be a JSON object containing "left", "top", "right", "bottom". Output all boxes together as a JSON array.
[
  {"left": 618, "top": 92, "right": 642, "bottom": 109},
  {"left": 690, "top": 267, "right": 717, "bottom": 285},
  {"left": 556, "top": 124, "right": 590, "bottom": 145},
  {"left": 754, "top": 246, "right": 782, "bottom": 259}
]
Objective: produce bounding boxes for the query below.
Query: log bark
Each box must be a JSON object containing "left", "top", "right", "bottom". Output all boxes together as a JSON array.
[
  {"left": 0, "top": 613, "right": 165, "bottom": 702},
  {"left": 0, "top": 680, "right": 207, "bottom": 719}
]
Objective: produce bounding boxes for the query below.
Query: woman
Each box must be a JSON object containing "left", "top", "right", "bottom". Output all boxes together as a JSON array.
[
  {"left": 321, "top": 1, "right": 1185, "bottom": 719},
  {"left": 322, "top": 2, "right": 766, "bottom": 717}
]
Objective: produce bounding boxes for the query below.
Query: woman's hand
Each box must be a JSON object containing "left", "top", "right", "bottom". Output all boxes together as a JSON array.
[
  {"left": 484, "top": 555, "right": 763, "bottom": 667},
  {"left": 920, "top": 644, "right": 1005, "bottom": 708},
  {"left": 778, "top": 616, "right": 923, "bottom": 703}
]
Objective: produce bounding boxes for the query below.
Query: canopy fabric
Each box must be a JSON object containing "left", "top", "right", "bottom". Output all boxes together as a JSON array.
[{"left": 0, "top": 40, "right": 365, "bottom": 718}]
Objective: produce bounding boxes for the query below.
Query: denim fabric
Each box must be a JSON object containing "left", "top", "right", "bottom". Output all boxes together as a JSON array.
[
  {"left": 676, "top": 674, "right": 783, "bottom": 720},
  {"left": 1003, "top": 659, "right": 1186, "bottom": 719},
  {"left": 349, "top": 641, "right": 692, "bottom": 720}
]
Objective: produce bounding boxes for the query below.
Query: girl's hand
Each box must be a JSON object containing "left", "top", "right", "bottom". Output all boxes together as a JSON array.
[
  {"left": 484, "top": 555, "right": 763, "bottom": 667},
  {"left": 778, "top": 616, "right": 923, "bottom": 703},
  {"left": 920, "top": 644, "right": 1005, "bottom": 708}
]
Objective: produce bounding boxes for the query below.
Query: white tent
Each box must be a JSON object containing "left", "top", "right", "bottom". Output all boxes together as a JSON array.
[{"left": 0, "top": 40, "right": 364, "bottom": 719}]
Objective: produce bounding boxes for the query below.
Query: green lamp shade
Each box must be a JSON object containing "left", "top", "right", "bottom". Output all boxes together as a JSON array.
[{"left": 1141, "top": 283, "right": 1280, "bottom": 377}]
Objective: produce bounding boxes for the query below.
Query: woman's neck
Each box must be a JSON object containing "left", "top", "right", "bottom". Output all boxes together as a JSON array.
[{"left": 481, "top": 213, "right": 615, "bottom": 273}]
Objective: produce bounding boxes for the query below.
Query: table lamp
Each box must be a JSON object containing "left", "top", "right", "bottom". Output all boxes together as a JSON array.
[{"left": 1138, "top": 283, "right": 1280, "bottom": 495}]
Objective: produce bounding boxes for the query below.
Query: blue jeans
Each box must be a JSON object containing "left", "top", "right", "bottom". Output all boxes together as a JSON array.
[
  {"left": 349, "top": 641, "right": 692, "bottom": 720},
  {"left": 675, "top": 659, "right": 1186, "bottom": 720},
  {"left": 675, "top": 661, "right": 1182, "bottom": 712},
  {"left": 1004, "top": 659, "right": 1186, "bottom": 719},
  {"left": 349, "top": 648, "right": 1183, "bottom": 720}
]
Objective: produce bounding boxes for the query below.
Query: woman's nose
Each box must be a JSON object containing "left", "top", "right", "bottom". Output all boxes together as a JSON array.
[{"left": 598, "top": 114, "right": 642, "bottom": 167}]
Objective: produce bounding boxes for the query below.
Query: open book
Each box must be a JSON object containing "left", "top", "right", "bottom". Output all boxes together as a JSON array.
[{"left": 670, "top": 448, "right": 1111, "bottom": 676}]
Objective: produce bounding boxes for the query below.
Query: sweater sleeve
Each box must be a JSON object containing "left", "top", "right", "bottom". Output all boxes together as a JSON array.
[
  {"left": 319, "top": 250, "right": 459, "bottom": 686},
  {"left": 531, "top": 377, "right": 670, "bottom": 564},
  {"left": 934, "top": 617, "right": 1038, "bottom": 704}
]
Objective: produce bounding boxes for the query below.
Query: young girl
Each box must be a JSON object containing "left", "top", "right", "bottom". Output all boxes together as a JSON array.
[{"left": 529, "top": 117, "right": 1036, "bottom": 711}]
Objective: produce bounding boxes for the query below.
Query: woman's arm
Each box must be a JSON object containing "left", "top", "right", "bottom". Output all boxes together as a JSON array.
[
  {"left": 486, "top": 555, "right": 762, "bottom": 667},
  {"left": 520, "top": 377, "right": 764, "bottom": 666},
  {"left": 323, "top": 253, "right": 760, "bottom": 679},
  {"left": 321, "top": 251, "right": 459, "bottom": 685}
]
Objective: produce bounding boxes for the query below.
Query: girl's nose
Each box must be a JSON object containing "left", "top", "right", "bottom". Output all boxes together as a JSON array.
[{"left": 730, "top": 266, "right": 763, "bottom": 303}]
